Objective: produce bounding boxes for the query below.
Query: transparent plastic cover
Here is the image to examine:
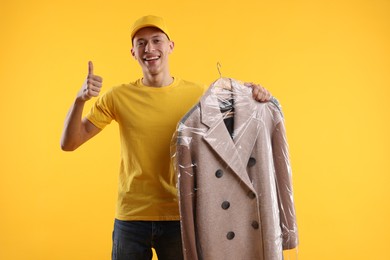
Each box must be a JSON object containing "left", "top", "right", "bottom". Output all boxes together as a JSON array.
[{"left": 171, "top": 78, "right": 298, "bottom": 260}]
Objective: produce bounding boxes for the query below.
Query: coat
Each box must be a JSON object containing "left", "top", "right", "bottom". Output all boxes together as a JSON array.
[{"left": 172, "top": 78, "right": 298, "bottom": 260}]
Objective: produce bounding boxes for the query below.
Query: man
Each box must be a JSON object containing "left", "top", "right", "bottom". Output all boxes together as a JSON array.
[{"left": 61, "top": 15, "right": 272, "bottom": 260}]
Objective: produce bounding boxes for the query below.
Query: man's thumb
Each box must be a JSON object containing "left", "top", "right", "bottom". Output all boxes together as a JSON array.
[{"left": 88, "top": 61, "right": 94, "bottom": 76}]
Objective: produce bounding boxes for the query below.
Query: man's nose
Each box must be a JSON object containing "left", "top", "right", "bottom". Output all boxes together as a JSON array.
[{"left": 145, "top": 41, "right": 155, "bottom": 52}]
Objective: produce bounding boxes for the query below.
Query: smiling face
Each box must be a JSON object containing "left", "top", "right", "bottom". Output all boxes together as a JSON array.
[{"left": 131, "top": 27, "right": 174, "bottom": 78}]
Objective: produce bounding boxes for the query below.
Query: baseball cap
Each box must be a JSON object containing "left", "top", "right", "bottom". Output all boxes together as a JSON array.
[{"left": 130, "top": 15, "right": 171, "bottom": 40}]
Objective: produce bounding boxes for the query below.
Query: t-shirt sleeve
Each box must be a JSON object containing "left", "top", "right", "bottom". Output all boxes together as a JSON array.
[{"left": 85, "top": 89, "right": 115, "bottom": 129}]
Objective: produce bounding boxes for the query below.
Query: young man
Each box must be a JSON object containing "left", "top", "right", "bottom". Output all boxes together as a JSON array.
[{"left": 61, "top": 15, "right": 272, "bottom": 260}]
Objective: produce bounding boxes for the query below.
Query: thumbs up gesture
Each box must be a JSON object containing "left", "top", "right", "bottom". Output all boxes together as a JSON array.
[{"left": 78, "top": 61, "right": 103, "bottom": 102}]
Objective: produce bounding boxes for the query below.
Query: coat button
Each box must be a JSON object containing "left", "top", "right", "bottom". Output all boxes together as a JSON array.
[
  {"left": 226, "top": 231, "right": 235, "bottom": 240},
  {"left": 221, "top": 201, "right": 230, "bottom": 210},
  {"left": 215, "top": 169, "right": 224, "bottom": 178},
  {"left": 247, "top": 157, "right": 256, "bottom": 167},
  {"left": 247, "top": 191, "right": 256, "bottom": 199},
  {"left": 251, "top": 221, "right": 259, "bottom": 229}
]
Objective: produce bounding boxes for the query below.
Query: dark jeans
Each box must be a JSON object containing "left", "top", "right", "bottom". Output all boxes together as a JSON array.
[{"left": 112, "top": 219, "right": 184, "bottom": 260}]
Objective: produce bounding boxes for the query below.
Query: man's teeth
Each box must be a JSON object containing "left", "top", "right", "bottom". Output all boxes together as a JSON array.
[{"left": 145, "top": 57, "right": 159, "bottom": 61}]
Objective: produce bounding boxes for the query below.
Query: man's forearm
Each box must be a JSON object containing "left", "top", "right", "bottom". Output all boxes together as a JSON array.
[{"left": 60, "top": 98, "right": 87, "bottom": 151}]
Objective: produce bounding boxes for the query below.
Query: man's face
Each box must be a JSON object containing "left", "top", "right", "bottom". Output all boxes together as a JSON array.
[{"left": 131, "top": 27, "right": 174, "bottom": 76}]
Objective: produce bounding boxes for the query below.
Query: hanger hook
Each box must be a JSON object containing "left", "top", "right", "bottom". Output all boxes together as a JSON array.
[{"left": 217, "top": 62, "right": 222, "bottom": 78}]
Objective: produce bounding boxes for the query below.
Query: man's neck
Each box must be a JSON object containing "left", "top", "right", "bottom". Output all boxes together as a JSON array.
[{"left": 142, "top": 72, "right": 174, "bottom": 87}]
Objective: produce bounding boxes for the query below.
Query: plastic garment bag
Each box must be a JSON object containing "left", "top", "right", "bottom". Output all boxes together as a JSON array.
[{"left": 171, "top": 78, "right": 298, "bottom": 260}]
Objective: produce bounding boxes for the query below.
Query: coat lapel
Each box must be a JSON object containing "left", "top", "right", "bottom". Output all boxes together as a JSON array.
[
  {"left": 200, "top": 79, "right": 263, "bottom": 191},
  {"left": 231, "top": 80, "right": 263, "bottom": 170}
]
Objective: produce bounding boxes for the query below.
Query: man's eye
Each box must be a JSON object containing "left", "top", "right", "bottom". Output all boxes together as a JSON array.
[{"left": 137, "top": 42, "right": 145, "bottom": 46}]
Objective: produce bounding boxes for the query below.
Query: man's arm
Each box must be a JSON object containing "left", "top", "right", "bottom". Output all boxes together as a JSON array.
[{"left": 60, "top": 61, "right": 103, "bottom": 151}]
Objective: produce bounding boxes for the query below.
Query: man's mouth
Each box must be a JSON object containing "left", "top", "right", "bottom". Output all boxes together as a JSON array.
[{"left": 144, "top": 56, "right": 160, "bottom": 62}]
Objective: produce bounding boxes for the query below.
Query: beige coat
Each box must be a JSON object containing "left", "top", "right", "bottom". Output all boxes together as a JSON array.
[{"left": 172, "top": 78, "right": 298, "bottom": 260}]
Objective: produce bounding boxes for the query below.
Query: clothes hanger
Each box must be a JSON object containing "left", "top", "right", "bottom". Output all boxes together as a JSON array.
[
  {"left": 214, "top": 62, "right": 232, "bottom": 90},
  {"left": 213, "top": 62, "right": 234, "bottom": 118}
]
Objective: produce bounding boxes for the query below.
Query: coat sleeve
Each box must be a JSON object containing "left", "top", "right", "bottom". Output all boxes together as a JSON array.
[
  {"left": 272, "top": 117, "right": 299, "bottom": 250},
  {"left": 175, "top": 134, "right": 199, "bottom": 260}
]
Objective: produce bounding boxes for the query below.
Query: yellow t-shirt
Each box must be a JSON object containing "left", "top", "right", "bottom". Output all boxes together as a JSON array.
[{"left": 86, "top": 78, "right": 206, "bottom": 220}]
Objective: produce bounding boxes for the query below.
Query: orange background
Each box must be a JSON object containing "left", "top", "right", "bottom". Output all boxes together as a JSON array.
[{"left": 1, "top": 0, "right": 389, "bottom": 259}]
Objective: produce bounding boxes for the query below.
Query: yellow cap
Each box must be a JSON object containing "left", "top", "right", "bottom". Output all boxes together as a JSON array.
[{"left": 130, "top": 15, "right": 171, "bottom": 40}]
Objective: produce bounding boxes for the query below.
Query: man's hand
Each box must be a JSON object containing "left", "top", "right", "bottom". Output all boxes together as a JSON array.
[
  {"left": 61, "top": 61, "right": 103, "bottom": 151},
  {"left": 244, "top": 82, "right": 272, "bottom": 102},
  {"left": 77, "top": 61, "right": 103, "bottom": 102}
]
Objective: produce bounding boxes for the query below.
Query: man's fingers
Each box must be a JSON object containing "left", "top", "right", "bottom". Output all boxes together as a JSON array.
[
  {"left": 84, "top": 85, "right": 101, "bottom": 98},
  {"left": 87, "top": 88, "right": 100, "bottom": 97},
  {"left": 252, "top": 85, "right": 260, "bottom": 97},
  {"left": 88, "top": 61, "right": 94, "bottom": 76},
  {"left": 87, "top": 84, "right": 102, "bottom": 93},
  {"left": 89, "top": 75, "right": 103, "bottom": 83},
  {"left": 257, "top": 86, "right": 270, "bottom": 102},
  {"left": 85, "top": 76, "right": 102, "bottom": 93},
  {"left": 249, "top": 83, "right": 262, "bottom": 99},
  {"left": 244, "top": 82, "right": 272, "bottom": 102}
]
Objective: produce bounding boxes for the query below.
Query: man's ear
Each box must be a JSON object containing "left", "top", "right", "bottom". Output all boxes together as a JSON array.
[
  {"left": 168, "top": 41, "right": 175, "bottom": 53},
  {"left": 131, "top": 47, "right": 136, "bottom": 59}
]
